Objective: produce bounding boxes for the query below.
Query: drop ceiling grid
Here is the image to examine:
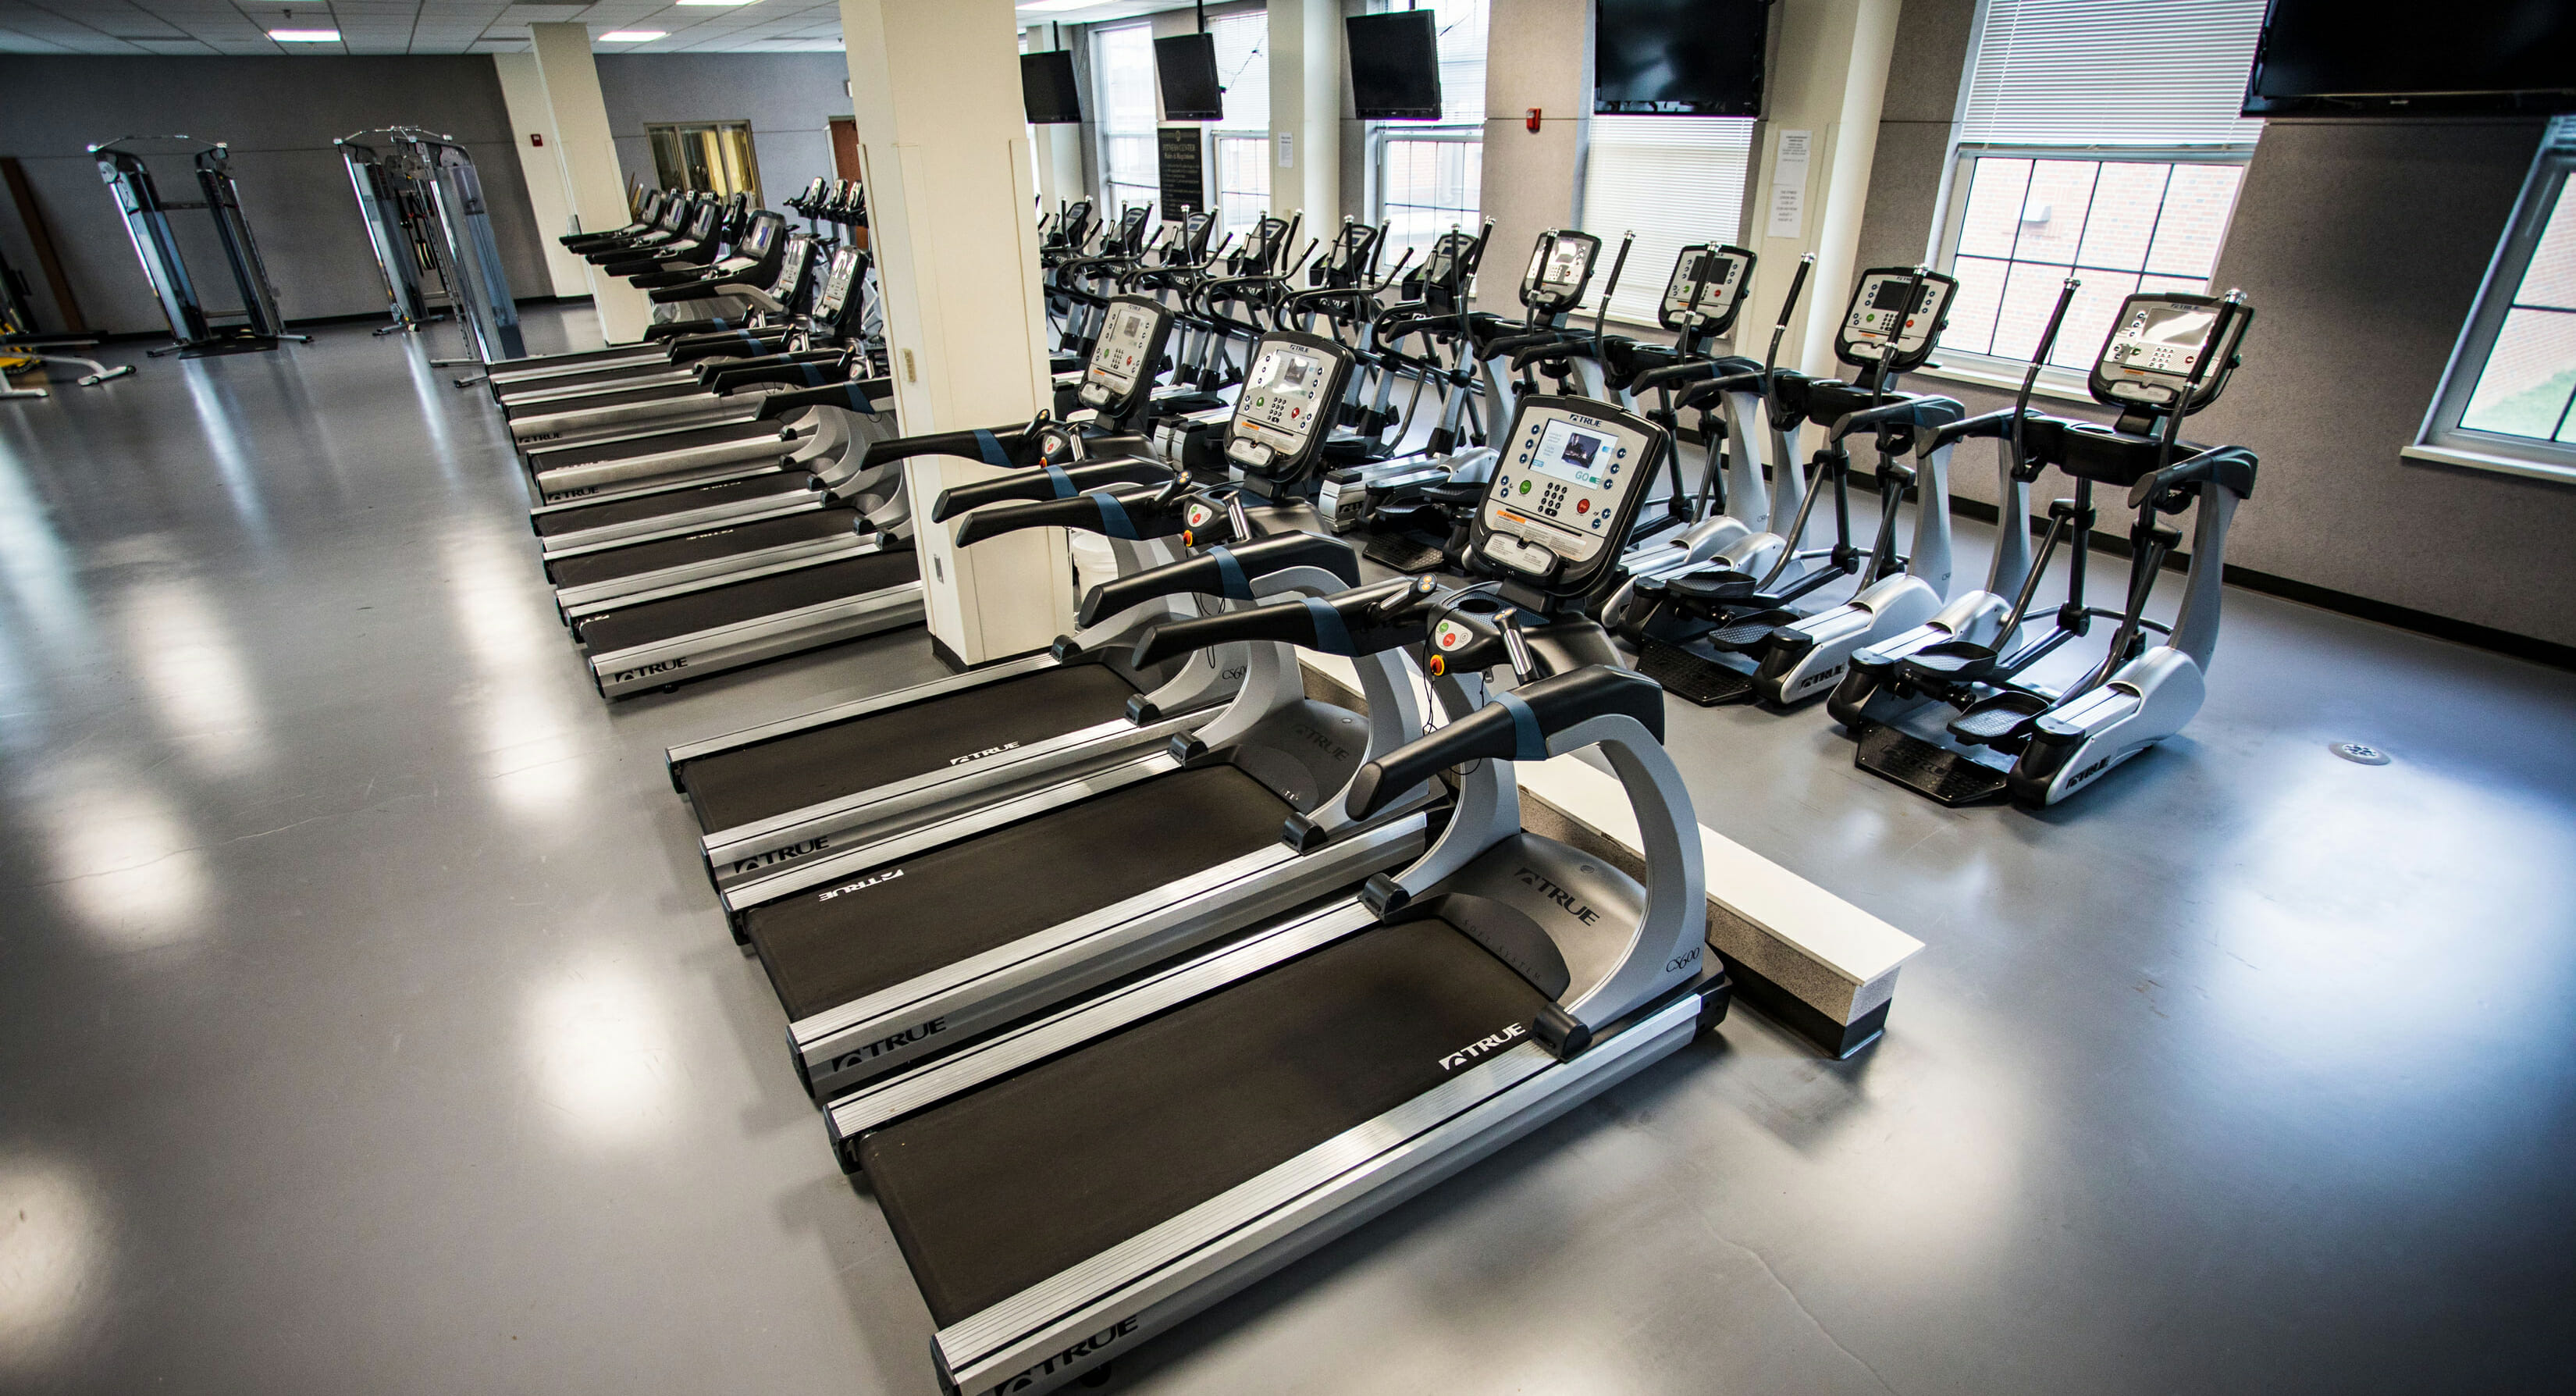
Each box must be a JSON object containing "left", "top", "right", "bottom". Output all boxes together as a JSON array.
[{"left": 0, "top": 1, "right": 854, "bottom": 55}]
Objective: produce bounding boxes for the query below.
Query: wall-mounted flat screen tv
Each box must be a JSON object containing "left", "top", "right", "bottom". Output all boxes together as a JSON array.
[
  {"left": 2243, "top": 0, "right": 2576, "bottom": 116},
  {"left": 1022, "top": 50, "right": 1083, "bottom": 125},
  {"left": 1594, "top": 0, "right": 1767, "bottom": 116},
  {"left": 1347, "top": 10, "right": 1444, "bottom": 121},
  {"left": 1156, "top": 33, "right": 1225, "bottom": 122}
]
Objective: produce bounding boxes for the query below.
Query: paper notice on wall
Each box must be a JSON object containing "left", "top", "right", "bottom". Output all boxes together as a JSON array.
[
  {"left": 1276, "top": 132, "right": 1294, "bottom": 169},
  {"left": 1767, "top": 129, "right": 1813, "bottom": 240}
]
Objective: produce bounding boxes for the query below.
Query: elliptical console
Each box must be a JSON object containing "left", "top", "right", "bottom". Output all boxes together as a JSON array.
[
  {"left": 1222, "top": 329, "right": 1357, "bottom": 497},
  {"left": 1472, "top": 394, "right": 1668, "bottom": 601}
]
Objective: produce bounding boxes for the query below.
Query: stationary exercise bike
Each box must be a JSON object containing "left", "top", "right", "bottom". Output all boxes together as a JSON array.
[{"left": 1827, "top": 285, "right": 2258, "bottom": 807}]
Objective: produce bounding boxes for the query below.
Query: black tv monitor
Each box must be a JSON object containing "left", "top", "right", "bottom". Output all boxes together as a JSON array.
[
  {"left": 1022, "top": 50, "right": 1083, "bottom": 124},
  {"left": 2243, "top": 0, "right": 2576, "bottom": 116},
  {"left": 1156, "top": 32, "right": 1225, "bottom": 122},
  {"left": 1594, "top": 0, "right": 1767, "bottom": 116},
  {"left": 1347, "top": 10, "right": 1444, "bottom": 121}
]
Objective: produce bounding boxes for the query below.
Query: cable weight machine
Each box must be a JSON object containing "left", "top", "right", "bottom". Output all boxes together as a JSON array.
[
  {"left": 89, "top": 136, "right": 308, "bottom": 358},
  {"left": 336, "top": 127, "right": 526, "bottom": 383}
]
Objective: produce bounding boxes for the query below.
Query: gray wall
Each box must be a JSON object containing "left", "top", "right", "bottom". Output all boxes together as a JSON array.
[
  {"left": 595, "top": 53, "right": 850, "bottom": 215},
  {"left": 0, "top": 56, "right": 549, "bottom": 336},
  {"left": 1848, "top": 0, "right": 2576, "bottom": 649}
]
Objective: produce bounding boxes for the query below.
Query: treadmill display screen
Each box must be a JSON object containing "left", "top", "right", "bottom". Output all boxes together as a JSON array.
[
  {"left": 1528, "top": 420, "right": 1616, "bottom": 491},
  {"left": 1238, "top": 347, "right": 1328, "bottom": 447}
]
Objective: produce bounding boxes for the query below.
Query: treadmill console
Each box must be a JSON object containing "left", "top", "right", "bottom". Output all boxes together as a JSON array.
[
  {"left": 1657, "top": 244, "right": 1756, "bottom": 336},
  {"left": 1223, "top": 329, "right": 1355, "bottom": 485},
  {"left": 1521, "top": 230, "right": 1602, "bottom": 318},
  {"left": 1472, "top": 395, "right": 1668, "bottom": 592},
  {"left": 1835, "top": 266, "right": 1957, "bottom": 372},
  {"left": 2090, "top": 290, "right": 2250, "bottom": 413},
  {"left": 1078, "top": 295, "right": 1172, "bottom": 413}
]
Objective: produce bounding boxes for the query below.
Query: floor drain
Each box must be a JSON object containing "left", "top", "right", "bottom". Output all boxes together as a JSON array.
[{"left": 2330, "top": 741, "right": 2392, "bottom": 766}]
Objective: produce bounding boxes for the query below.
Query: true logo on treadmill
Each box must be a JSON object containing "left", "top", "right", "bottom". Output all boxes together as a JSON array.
[
  {"left": 1439, "top": 1020, "right": 1528, "bottom": 1072},
  {"left": 610, "top": 657, "right": 689, "bottom": 683},
  {"left": 731, "top": 834, "right": 830, "bottom": 877},
  {"left": 828, "top": 1016, "right": 946, "bottom": 1073},
  {"left": 949, "top": 741, "right": 1021, "bottom": 766},
  {"left": 1511, "top": 867, "right": 1601, "bottom": 925},
  {"left": 814, "top": 866, "right": 903, "bottom": 903},
  {"left": 996, "top": 1316, "right": 1140, "bottom": 1391}
]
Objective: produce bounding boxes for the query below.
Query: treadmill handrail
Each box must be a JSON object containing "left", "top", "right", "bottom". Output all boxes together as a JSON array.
[{"left": 1075, "top": 532, "right": 1363, "bottom": 628}]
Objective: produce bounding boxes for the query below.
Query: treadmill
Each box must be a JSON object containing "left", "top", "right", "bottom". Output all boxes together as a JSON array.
[
  {"left": 663, "top": 294, "right": 1237, "bottom": 882},
  {"left": 831, "top": 395, "right": 1732, "bottom": 1396},
  {"left": 489, "top": 214, "right": 796, "bottom": 404},
  {"left": 674, "top": 500, "right": 1349, "bottom": 903},
  {"left": 731, "top": 338, "right": 1461, "bottom": 1105},
  {"left": 511, "top": 248, "right": 877, "bottom": 462}
]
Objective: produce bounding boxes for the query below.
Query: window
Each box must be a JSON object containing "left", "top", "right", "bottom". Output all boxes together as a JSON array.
[
  {"left": 1092, "top": 21, "right": 1158, "bottom": 219},
  {"left": 1581, "top": 116, "right": 1756, "bottom": 326},
  {"left": 1210, "top": 9, "right": 1272, "bottom": 238},
  {"left": 1931, "top": 0, "right": 2265, "bottom": 377},
  {"left": 1372, "top": 0, "right": 1488, "bottom": 262},
  {"left": 647, "top": 122, "right": 762, "bottom": 204},
  {"left": 2417, "top": 121, "right": 2576, "bottom": 477}
]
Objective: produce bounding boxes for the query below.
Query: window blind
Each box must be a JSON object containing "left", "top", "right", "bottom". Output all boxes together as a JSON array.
[
  {"left": 1209, "top": 10, "right": 1269, "bottom": 132},
  {"left": 1959, "top": 0, "right": 2267, "bottom": 148},
  {"left": 1582, "top": 116, "right": 1756, "bottom": 326},
  {"left": 1094, "top": 21, "right": 1158, "bottom": 210}
]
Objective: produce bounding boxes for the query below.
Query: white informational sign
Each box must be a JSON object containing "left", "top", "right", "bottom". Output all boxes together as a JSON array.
[
  {"left": 1276, "top": 131, "right": 1295, "bottom": 169},
  {"left": 1767, "top": 129, "right": 1813, "bottom": 240}
]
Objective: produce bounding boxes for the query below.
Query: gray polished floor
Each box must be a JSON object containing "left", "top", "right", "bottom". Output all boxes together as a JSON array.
[{"left": 3, "top": 312, "right": 2572, "bottom": 1394}]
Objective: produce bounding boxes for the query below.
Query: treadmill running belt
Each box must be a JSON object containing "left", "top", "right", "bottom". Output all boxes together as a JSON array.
[
  {"left": 535, "top": 474, "right": 809, "bottom": 537},
  {"left": 528, "top": 418, "right": 788, "bottom": 471},
  {"left": 574, "top": 548, "right": 919, "bottom": 654},
  {"left": 859, "top": 917, "right": 1550, "bottom": 1327},
  {"left": 681, "top": 663, "right": 1144, "bottom": 833},
  {"left": 546, "top": 508, "right": 859, "bottom": 588},
  {"left": 747, "top": 764, "right": 1290, "bottom": 1021}
]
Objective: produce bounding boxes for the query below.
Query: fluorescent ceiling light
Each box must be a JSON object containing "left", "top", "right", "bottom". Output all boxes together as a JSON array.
[
  {"left": 599, "top": 31, "right": 667, "bottom": 41},
  {"left": 1017, "top": 0, "right": 1103, "bottom": 12},
  {"left": 269, "top": 28, "right": 340, "bottom": 41}
]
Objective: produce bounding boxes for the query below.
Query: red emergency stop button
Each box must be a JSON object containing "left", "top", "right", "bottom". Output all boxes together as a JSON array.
[{"left": 1576, "top": 498, "right": 1591, "bottom": 513}]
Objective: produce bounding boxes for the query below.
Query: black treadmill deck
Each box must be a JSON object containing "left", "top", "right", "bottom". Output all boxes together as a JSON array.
[
  {"left": 858, "top": 917, "right": 1550, "bottom": 1327},
  {"left": 545, "top": 508, "right": 859, "bottom": 588},
  {"left": 681, "top": 662, "right": 1145, "bottom": 834},
  {"left": 745, "top": 764, "right": 1293, "bottom": 1022},
  {"left": 572, "top": 548, "right": 920, "bottom": 654}
]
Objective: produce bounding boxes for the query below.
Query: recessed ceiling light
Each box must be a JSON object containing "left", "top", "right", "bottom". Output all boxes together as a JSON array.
[
  {"left": 599, "top": 31, "right": 667, "bottom": 41},
  {"left": 1017, "top": 0, "right": 1101, "bottom": 11},
  {"left": 269, "top": 28, "right": 340, "bottom": 41}
]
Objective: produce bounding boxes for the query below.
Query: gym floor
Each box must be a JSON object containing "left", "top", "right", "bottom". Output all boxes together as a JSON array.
[{"left": 3, "top": 309, "right": 2572, "bottom": 1394}]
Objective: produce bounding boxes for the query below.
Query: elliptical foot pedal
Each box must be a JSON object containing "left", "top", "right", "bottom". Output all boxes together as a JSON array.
[
  {"left": 1702, "top": 621, "right": 1781, "bottom": 653},
  {"left": 1364, "top": 535, "right": 1449, "bottom": 574},
  {"left": 1635, "top": 640, "right": 1755, "bottom": 707},
  {"left": 1855, "top": 724, "right": 2008, "bottom": 806},
  {"left": 1947, "top": 692, "right": 2050, "bottom": 748}
]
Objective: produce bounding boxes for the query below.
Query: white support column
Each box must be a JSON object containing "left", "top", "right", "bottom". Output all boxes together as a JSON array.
[
  {"left": 842, "top": 0, "right": 1072, "bottom": 668},
  {"left": 490, "top": 52, "right": 591, "bottom": 298},
  {"left": 526, "top": 22, "right": 654, "bottom": 343},
  {"left": 1741, "top": 0, "right": 1902, "bottom": 376},
  {"left": 1268, "top": 0, "right": 1341, "bottom": 226}
]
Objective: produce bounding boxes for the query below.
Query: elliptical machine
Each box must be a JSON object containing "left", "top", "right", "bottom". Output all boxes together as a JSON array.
[
  {"left": 1828, "top": 286, "right": 2257, "bottom": 807},
  {"left": 1607, "top": 265, "right": 1962, "bottom": 707}
]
